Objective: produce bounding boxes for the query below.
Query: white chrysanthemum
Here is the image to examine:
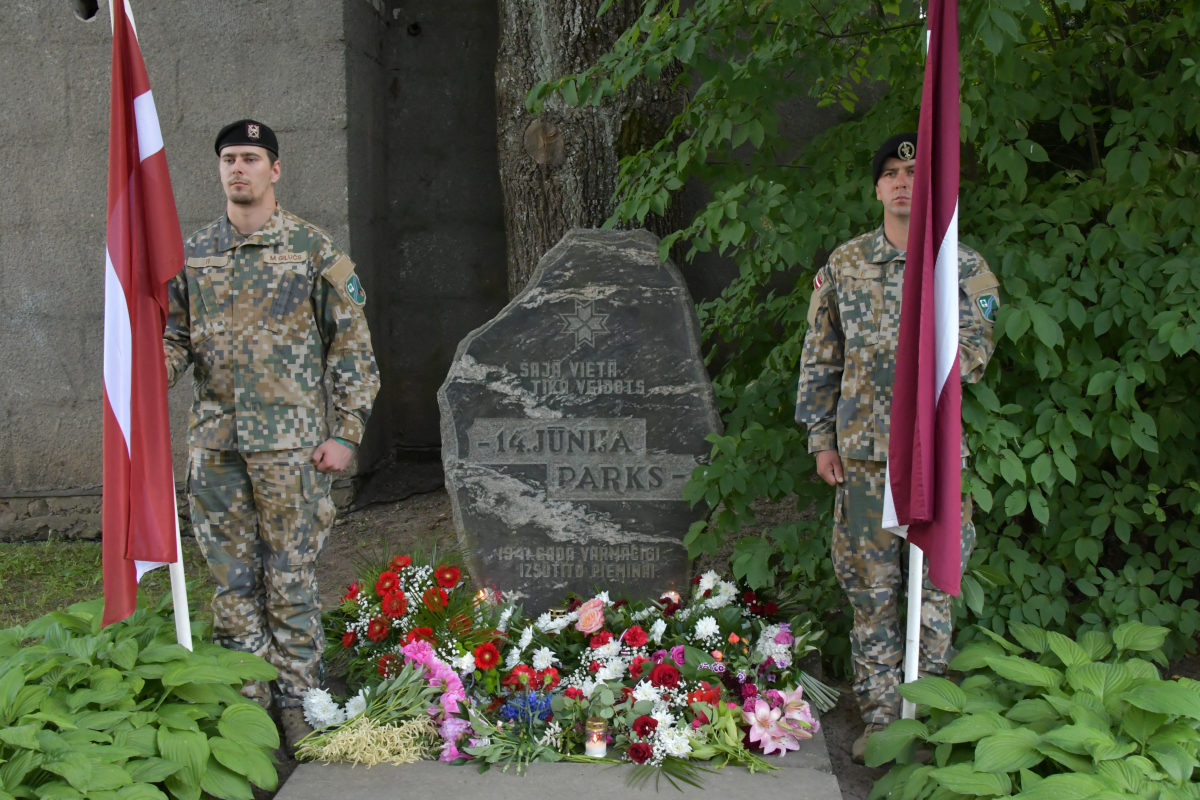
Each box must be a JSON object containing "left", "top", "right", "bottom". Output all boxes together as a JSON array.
[
  {"left": 517, "top": 626, "right": 534, "bottom": 652},
  {"left": 660, "top": 727, "right": 693, "bottom": 758},
  {"left": 344, "top": 689, "right": 368, "bottom": 719},
  {"left": 594, "top": 640, "right": 621, "bottom": 659},
  {"left": 694, "top": 616, "right": 720, "bottom": 643},
  {"left": 698, "top": 571, "right": 719, "bottom": 593},
  {"left": 650, "top": 619, "right": 666, "bottom": 643},
  {"left": 497, "top": 607, "right": 515, "bottom": 633},
  {"left": 596, "top": 664, "right": 620, "bottom": 681},
  {"left": 632, "top": 681, "right": 661, "bottom": 703},
  {"left": 504, "top": 648, "right": 523, "bottom": 670},
  {"left": 597, "top": 591, "right": 611, "bottom": 605},
  {"left": 535, "top": 612, "right": 554, "bottom": 631},
  {"left": 302, "top": 688, "right": 343, "bottom": 729},
  {"left": 532, "top": 647, "right": 554, "bottom": 670},
  {"left": 457, "top": 652, "right": 478, "bottom": 673},
  {"left": 651, "top": 707, "right": 676, "bottom": 729},
  {"left": 580, "top": 678, "right": 598, "bottom": 697}
]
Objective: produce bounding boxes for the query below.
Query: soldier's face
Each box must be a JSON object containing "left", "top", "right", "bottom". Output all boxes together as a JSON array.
[
  {"left": 875, "top": 156, "right": 915, "bottom": 218},
  {"left": 218, "top": 146, "right": 280, "bottom": 206}
]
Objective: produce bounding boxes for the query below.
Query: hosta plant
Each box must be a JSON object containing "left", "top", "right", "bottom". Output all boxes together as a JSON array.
[
  {"left": 867, "top": 620, "right": 1200, "bottom": 800},
  {"left": 0, "top": 597, "right": 279, "bottom": 800}
]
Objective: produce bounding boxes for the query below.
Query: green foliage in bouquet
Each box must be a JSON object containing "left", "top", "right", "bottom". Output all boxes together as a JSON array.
[
  {"left": 0, "top": 596, "right": 278, "bottom": 800},
  {"left": 867, "top": 620, "right": 1200, "bottom": 800},
  {"left": 528, "top": 0, "right": 1200, "bottom": 670}
]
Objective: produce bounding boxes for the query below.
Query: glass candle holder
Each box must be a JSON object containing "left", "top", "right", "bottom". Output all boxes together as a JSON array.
[{"left": 584, "top": 716, "right": 608, "bottom": 757}]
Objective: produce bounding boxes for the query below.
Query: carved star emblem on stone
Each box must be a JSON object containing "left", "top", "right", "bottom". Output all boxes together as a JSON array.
[{"left": 559, "top": 300, "right": 609, "bottom": 348}]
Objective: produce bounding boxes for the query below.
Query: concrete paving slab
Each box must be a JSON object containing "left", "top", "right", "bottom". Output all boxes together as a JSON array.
[{"left": 277, "top": 717, "right": 841, "bottom": 800}]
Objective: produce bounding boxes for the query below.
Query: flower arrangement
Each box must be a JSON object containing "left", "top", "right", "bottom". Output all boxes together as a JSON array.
[{"left": 312, "top": 553, "right": 836, "bottom": 784}]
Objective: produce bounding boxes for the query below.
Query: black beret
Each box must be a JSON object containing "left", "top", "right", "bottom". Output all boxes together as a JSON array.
[
  {"left": 872, "top": 132, "right": 917, "bottom": 185},
  {"left": 214, "top": 119, "right": 278, "bottom": 156}
]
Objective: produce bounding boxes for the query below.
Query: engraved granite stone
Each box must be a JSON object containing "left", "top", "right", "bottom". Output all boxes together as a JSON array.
[{"left": 438, "top": 228, "right": 721, "bottom": 613}]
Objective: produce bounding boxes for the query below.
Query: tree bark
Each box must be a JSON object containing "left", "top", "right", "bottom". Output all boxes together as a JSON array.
[{"left": 496, "top": 0, "right": 681, "bottom": 297}]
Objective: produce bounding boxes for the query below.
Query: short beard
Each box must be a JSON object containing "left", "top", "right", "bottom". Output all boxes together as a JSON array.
[{"left": 227, "top": 189, "right": 255, "bottom": 206}]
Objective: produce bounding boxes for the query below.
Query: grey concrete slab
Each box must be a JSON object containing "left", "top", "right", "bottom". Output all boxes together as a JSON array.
[{"left": 278, "top": 714, "right": 841, "bottom": 800}]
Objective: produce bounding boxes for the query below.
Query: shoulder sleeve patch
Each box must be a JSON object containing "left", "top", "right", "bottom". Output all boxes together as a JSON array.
[
  {"left": 807, "top": 267, "right": 834, "bottom": 327},
  {"left": 322, "top": 254, "right": 366, "bottom": 307},
  {"left": 963, "top": 272, "right": 1000, "bottom": 296},
  {"left": 186, "top": 255, "right": 230, "bottom": 269}
]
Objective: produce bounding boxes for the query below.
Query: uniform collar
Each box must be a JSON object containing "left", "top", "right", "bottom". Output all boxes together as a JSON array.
[
  {"left": 867, "top": 226, "right": 905, "bottom": 264},
  {"left": 216, "top": 206, "right": 285, "bottom": 252}
]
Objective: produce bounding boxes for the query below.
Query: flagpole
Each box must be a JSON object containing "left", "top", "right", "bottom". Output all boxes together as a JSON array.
[
  {"left": 168, "top": 489, "right": 193, "bottom": 649},
  {"left": 902, "top": 545, "right": 923, "bottom": 719}
]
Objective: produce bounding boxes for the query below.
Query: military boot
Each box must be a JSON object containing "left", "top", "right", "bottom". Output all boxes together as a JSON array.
[
  {"left": 851, "top": 723, "right": 887, "bottom": 765},
  {"left": 279, "top": 708, "right": 314, "bottom": 755}
]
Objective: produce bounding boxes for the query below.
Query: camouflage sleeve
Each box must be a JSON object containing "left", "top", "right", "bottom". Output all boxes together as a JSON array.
[
  {"left": 163, "top": 271, "right": 191, "bottom": 387},
  {"left": 795, "top": 265, "right": 843, "bottom": 453},
  {"left": 959, "top": 249, "right": 1000, "bottom": 384},
  {"left": 315, "top": 252, "right": 380, "bottom": 446}
]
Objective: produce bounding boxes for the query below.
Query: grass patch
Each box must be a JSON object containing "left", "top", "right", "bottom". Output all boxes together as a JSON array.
[{"left": 0, "top": 537, "right": 215, "bottom": 629}]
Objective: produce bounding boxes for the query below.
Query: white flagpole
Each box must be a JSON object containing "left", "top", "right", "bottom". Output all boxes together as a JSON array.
[
  {"left": 168, "top": 488, "right": 193, "bottom": 650},
  {"left": 902, "top": 545, "right": 923, "bottom": 719}
]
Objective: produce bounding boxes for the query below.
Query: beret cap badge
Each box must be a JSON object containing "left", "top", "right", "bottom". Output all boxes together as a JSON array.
[
  {"left": 898, "top": 140, "right": 915, "bottom": 160},
  {"left": 247, "top": 123, "right": 261, "bottom": 140}
]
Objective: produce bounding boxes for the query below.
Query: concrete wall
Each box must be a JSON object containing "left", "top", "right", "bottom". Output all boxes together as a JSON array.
[{"left": 0, "top": 0, "right": 351, "bottom": 504}]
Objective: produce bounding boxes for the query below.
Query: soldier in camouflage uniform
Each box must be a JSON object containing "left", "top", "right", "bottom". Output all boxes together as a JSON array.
[
  {"left": 795, "top": 133, "right": 1000, "bottom": 762},
  {"left": 164, "top": 120, "right": 380, "bottom": 749}
]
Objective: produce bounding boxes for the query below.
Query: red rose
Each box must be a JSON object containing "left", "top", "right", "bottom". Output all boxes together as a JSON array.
[
  {"left": 621, "top": 686, "right": 634, "bottom": 702},
  {"left": 627, "top": 742, "right": 653, "bottom": 764},
  {"left": 537, "top": 667, "right": 561, "bottom": 690},
  {"left": 381, "top": 590, "right": 408, "bottom": 618},
  {"left": 567, "top": 598, "right": 583, "bottom": 612},
  {"left": 764, "top": 601, "right": 779, "bottom": 615},
  {"left": 378, "top": 653, "right": 400, "bottom": 677},
  {"left": 692, "top": 575, "right": 701, "bottom": 585},
  {"left": 589, "top": 660, "right": 602, "bottom": 673},
  {"left": 389, "top": 555, "right": 413, "bottom": 571},
  {"left": 624, "top": 625, "right": 648, "bottom": 648},
  {"left": 743, "top": 590, "right": 757, "bottom": 604},
  {"left": 474, "top": 642, "right": 500, "bottom": 670},
  {"left": 434, "top": 564, "right": 461, "bottom": 588},
  {"left": 564, "top": 686, "right": 585, "bottom": 701},
  {"left": 632, "top": 715, "right": 658, "bottom": 738},
  {"left": 662, "top": 601, "right": 681, "bottom": 618},
  {"left": 404, "top": 626, "right": 434, "bottom": 645},
  {"left": 423, "top": 586, "right": 449, "bottom": 612},
  {"left": 629, "top": 655, "right": 651, "bottom": 681},
  {"left": 342, "top": 630, "right": 357, "bottom": 648},
  {"left": 649, "top": 664, "right": 680, "bottom": 689},
  {"left": 367, "top": 616, "right": 390, "bottom": 642},
  {"left": 375, "top": 571, "right": 400, "bottom": 597},
  {"left": 749, "top": 603, "right": 765, "bottom": 615},
  {"left": 703, "top": 589, "right": 712, "bottom": 598},
  {"left": 612, "top": 599, "right": 628, "bottom": 609},
  {"left": 342, "top": 582, "right": 362, "bottom": 601},
  {"left": 590, "top": 630, "right": 613, "bottom": 649}
]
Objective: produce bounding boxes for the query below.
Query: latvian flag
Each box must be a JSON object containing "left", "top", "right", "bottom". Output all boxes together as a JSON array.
[
  {"left": 102, "top": 0, "right": 185, "bottom": 626},
  {"left": 881, "top": 0, "right": 963, "bottom": 595}
]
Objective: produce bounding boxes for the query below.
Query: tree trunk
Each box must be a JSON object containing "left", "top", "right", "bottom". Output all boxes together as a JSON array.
[{"left": 496, "top": 0, "right": 680, "bottom": 297}]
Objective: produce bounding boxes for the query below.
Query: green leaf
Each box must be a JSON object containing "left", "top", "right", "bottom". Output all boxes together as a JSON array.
[
  {"left": 984, "top": 656, "right": 1062, "bottom": 688},
  {"left": 950, "top": 642, "right": 1006, "bottom": 672},
  {"left": 41, "top": 753, "right": 92, "bottom": 792},
  {"left": 115, "top": 786, "right": 168, "bottom": 800},
  {"left": 208, "top": 739, "right": 277, "bottom": 792},
  {"left": 1122, "top": 682, "right": 1200, "bottom": 722},
  {"left": 0, "top": 665, "right": 25, "bottom": 720},
  {"left": 1045, "top": 632, "right": 1091, "bottom": 667},
  {"left": 1009, "top": 773, "right": 1109, "bottom": 800},
  {"left": 974, "top": 728, "right": 1044, "bottom": 773},
  {"left": 156, "top": 728, "right": 209, "bottom": 787},
  {"left": 136, "top": 645, "right": 192, "bottom": 664},
  {"left": 927, "top": 712, "right": 1012, "bottom": 744},
  {"left": 212, "top": 651, "right": 277, "bottom": 683},
  {"left": 0, "top": 725, "right": 41, "bottom": 750},
  {"left": 1121, "top": 706, "right": 1169, "bottom": 744},
  {"left": 1065, "top": 662, "right": 1132, "bottom": 701},
  {"left": 1006, "top": 622, "right": 1048, "bottom": 654},
  {"left": 160, "top": 665, "right": 245, "bottom": 688},
  {"left": 898, "top": 677, "right": 968, "bottom": 713},
  {"left": 1040, "top": 724, "right": 1113, "bottom": 756},
  {"left": 1111, "top": 621, "right": 1168, "bottom": 652},
  {"left": 864, "top": 719, "right": 927, "bottom": 767},
  {"left": 85, "top": 763, "right": 132, "bottom": 792},
  {"left": 930, "top": 763, "right": 1012, "bottom": 796},
  {"left": 198, "top": 757, "right": 253, "bottom": 800},
  {"left": 217, "top": 704, "right": 279, "bottom": 750},
  {"left": 1078, "top": 631, "right": 1113, "bottom": 662},
  {"left": 126, "top": 758, "right": 183, "bottom": 784}
]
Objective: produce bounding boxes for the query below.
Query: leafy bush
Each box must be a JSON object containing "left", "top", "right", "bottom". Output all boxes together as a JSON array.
[
  {"left": 867, "top": 620, "right": 1200, "bottom": 800},
  {"left": 530, "top": 0, "right": 1200, "bottom": 669},
  {"left": 0, "top": 597, "right": 279, "bottom": 800}
]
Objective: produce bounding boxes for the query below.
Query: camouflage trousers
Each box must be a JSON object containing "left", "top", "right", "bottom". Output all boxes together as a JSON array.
[
  {"left": 832, "top": 457, "right": 975, "bottom": 727},
  {"left": 188, "top": 447, "right": 334, "bottom": 709}
]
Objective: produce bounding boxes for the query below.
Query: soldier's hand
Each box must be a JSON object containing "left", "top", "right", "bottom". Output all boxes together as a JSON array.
[
  {"left": 816, "top": 450, "right": 844, "bottom": 486},
  {"left": 312, "top": 439, "right": 353, "bottom": 473}
]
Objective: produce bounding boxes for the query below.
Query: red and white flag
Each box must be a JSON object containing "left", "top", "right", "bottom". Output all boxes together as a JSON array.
[
  {"left": 102, "top": 0, "right": 185, "bottom": 626},
  {"left": 882, "top": 0, "right": 963, "bottom": 596}
]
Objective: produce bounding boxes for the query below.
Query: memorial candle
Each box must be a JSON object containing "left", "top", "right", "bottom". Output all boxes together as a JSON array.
[{"left": 584, "top": 717, "right": 607, "bottom": 757}]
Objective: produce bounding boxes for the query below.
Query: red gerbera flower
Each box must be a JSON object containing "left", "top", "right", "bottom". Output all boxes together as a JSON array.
[
  {"left": 434, "top": 564, "right": 461, "bottom": 588},
  {"left": 342, "top": 582, "right": 362, "bottom": 601},
  {"left": 502, "top": 664, "right": 535, "bottom": 687},
  {"left": 629, "top": 655, "right": 651, "bottom": 681},
  {"left": 563, "top": 686, "right": 584, "bottom": 701},
  {"left": 342, "top": 630, "right": 357, "bottom": 648},
  {"left": 375, "top": 571, "right": 400, "bottom": 597},
  {"left": 590, "top": 630, "right": 613, "bottom": 649},
  {"left": 537, "top": 667, "right": 560, "bottom": 690},
  {"left": 404, "top": 626, "right": 435, "bottom": 645},
  {"left": 474, "top": 642, "right": 500, "bottom": 671},
  {"left": 423, "top": 586, "right": 449, "bottom": 612},
  {"left": 623, "top": 625, "right": 648, "bottom": 648},
  {"left": 627, "top": 742, "right": 653, "bottom": 764},
  {"left": 381, "top": 590, "right": 408, "bottom": 618},
  {"left": 632, "top": 715, "right": 658, "bottom": 738},
  {"left": 389, "top": 555, "right": 413, "bottom": 571},
  {"left": 378, "top": 653, "right": 400, "bottom": 677},
  {"left": 367, "top": 616, "right": 390, "bottom": 642}
]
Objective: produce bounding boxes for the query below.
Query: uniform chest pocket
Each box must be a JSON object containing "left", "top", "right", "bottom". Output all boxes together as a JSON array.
[
  {"left": 839, "top": 266, "right": 884, "bottom": 341},
  {"left": 264, "top": 270, "right": 314, "bottom": 341},
  {"left": 188, "top": 264, "right": 229, "bottom": 343}
]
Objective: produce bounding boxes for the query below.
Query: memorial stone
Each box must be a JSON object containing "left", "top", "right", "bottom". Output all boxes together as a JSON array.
[{"left": 438, "top": 229, "right": 721, "bottom": 613}]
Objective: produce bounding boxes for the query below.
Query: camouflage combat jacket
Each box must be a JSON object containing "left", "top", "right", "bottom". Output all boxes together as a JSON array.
[
  {"left": 164, "top": 207, "right": 380, "bottom": 452},
  {"left": 795, "top": 226, "right": 999, "bottom": 461}
]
